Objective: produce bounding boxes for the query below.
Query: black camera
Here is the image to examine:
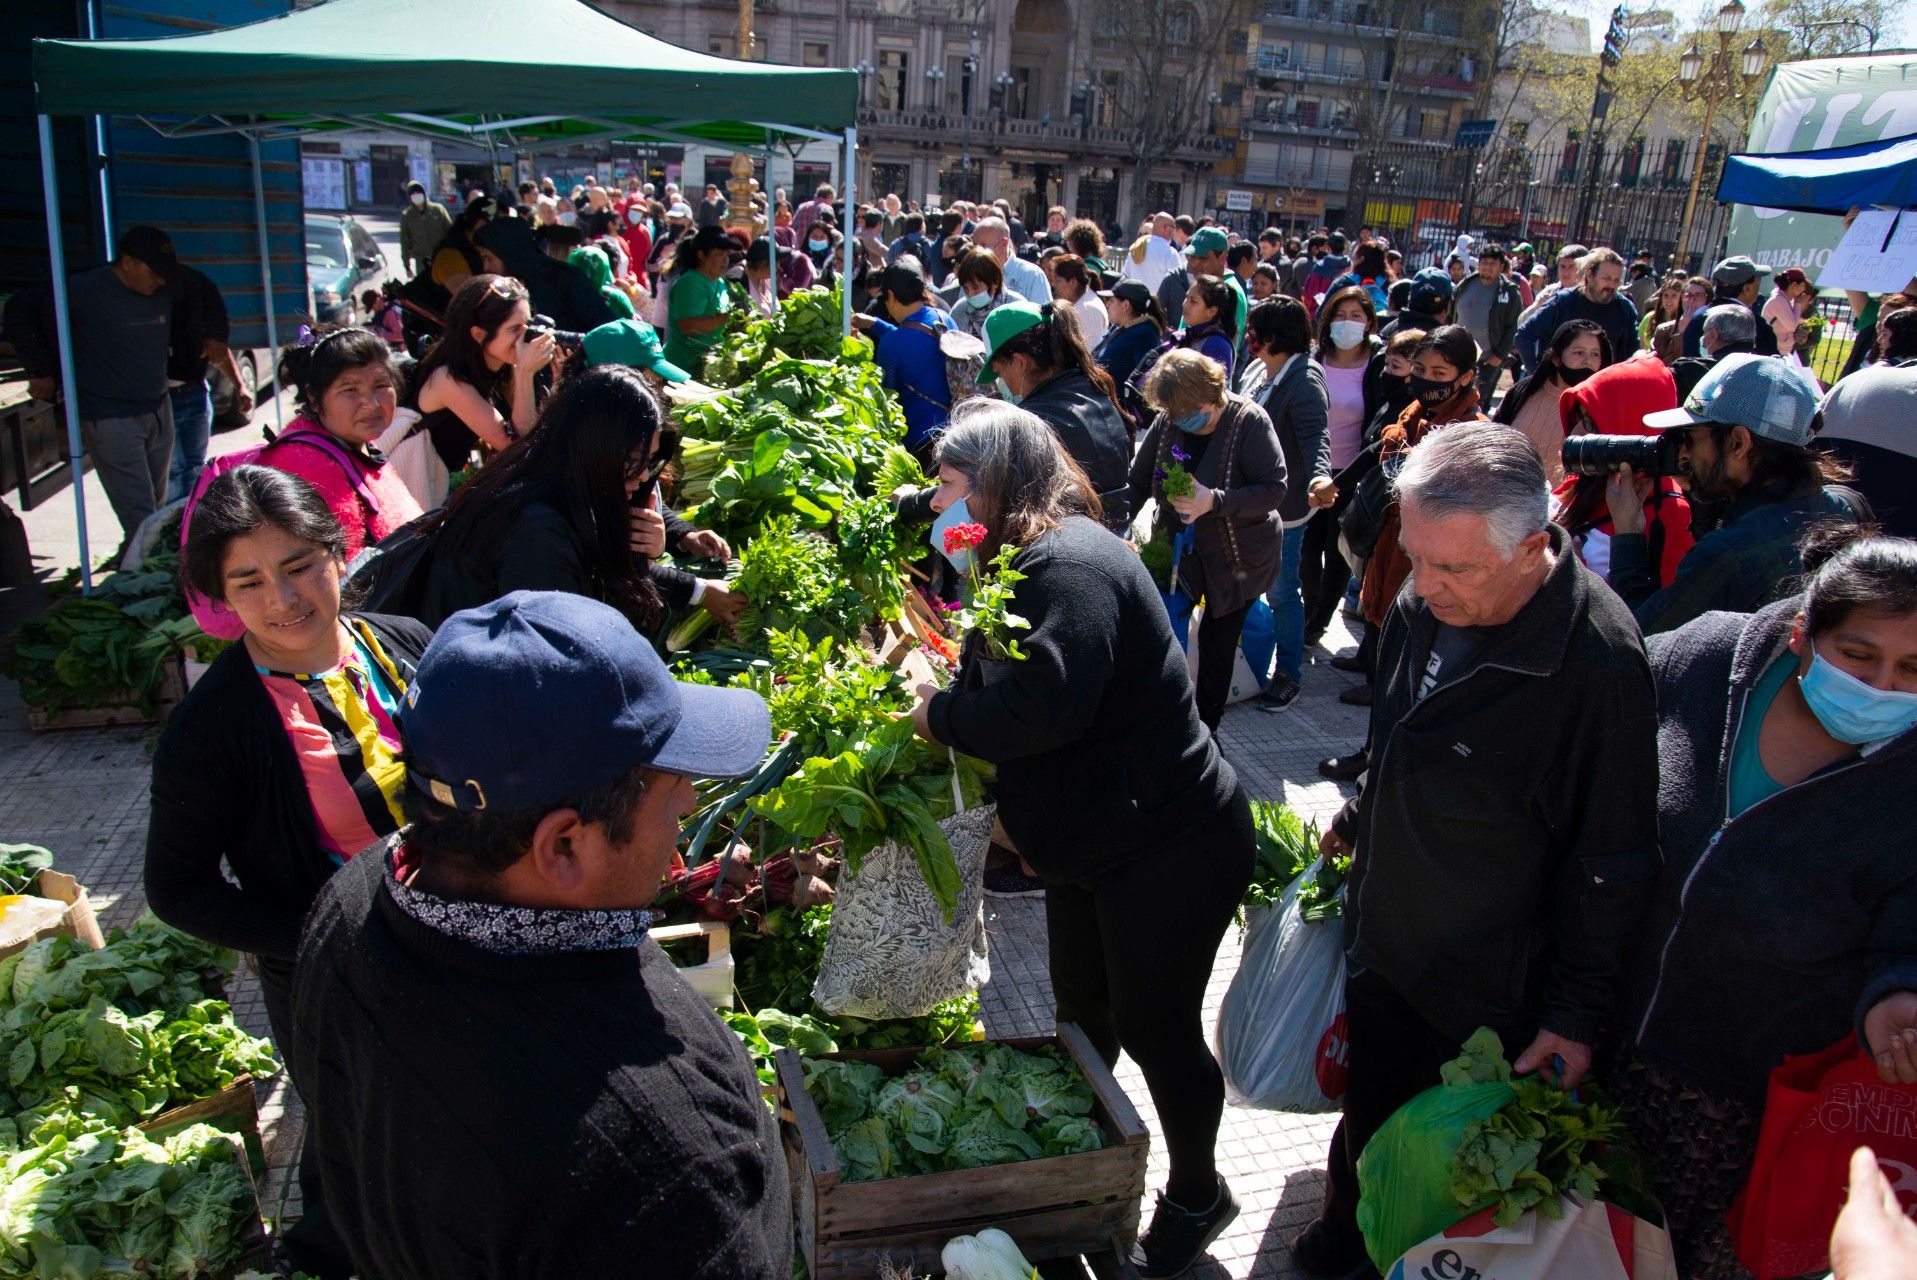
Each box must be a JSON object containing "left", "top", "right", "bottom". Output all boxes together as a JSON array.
[
  {"left": 526, "top": 314, "right": 586, "bottom": 353},
  {"left": 1561, "top": 431, "right": 1685, "bottom": 478}
]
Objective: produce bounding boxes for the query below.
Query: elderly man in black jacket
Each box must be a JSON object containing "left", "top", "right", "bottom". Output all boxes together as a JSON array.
[{"left": 1290, "top": 421, "right": 1660, "bottom": 1280}]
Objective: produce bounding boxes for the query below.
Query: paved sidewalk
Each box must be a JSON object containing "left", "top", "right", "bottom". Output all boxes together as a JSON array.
[{"left": 0, "top": 514, "right": 1373, "bottom": 1275}]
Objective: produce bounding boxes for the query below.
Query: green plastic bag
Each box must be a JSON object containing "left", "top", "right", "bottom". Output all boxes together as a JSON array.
[{"left": 1355, "top": 1076, "right": 1516, "bottom": 1272}]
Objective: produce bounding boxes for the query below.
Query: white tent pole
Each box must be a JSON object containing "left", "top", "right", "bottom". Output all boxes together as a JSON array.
[
  {"left": 765, "top": 131, "right": 777, "bottom": 321},
  {"left": 841, "top": 126, "right": 856, "bottom": 338},
  {"left": 248, "top": 131, "right": 284, "bottom": 431},
  {"left": 37, "top": 113, "right": 94, "bottom": 595}
]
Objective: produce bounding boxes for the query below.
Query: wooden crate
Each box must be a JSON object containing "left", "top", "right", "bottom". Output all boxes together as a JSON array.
[
  {"left": 142, "top": 1074, "right": 269, "bottom": 1176},
  {"left": 0, "top": 869, "right": 106, "bottom": 960},
  {"left": 24, "top": 654, "right": 186, "bottom": 731},
  {"left": 776, "top": 1023, "right": 1149, "bottom": 1280},
  {"left": 653, "top": 919, "right": 734, "bottom": 1009}
]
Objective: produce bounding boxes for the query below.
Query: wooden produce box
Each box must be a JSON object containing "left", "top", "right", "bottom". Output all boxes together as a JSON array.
[
  {"left": 0, "top": 869, "right": 106, "bottom": 960},
  {"left": 141, "top": 1074, "right": 270, "bottom": 1176},
  {"left": 24, "top": 652, "right": 186, "bottom": 731},
  {"left": 654, "top": 919, "right": 734, "bottom": 1009},
  {"left": 776, "top": 1023, "right": 1149, "bottom": 1280}
]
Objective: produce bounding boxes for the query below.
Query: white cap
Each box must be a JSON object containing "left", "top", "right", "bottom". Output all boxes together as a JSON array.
[{"left": 668, "top": 202, "right": 694, "bottom": 219}]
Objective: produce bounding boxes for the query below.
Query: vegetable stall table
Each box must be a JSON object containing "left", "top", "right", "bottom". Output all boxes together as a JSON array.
[{"left": 776, "top": 1024, "right": 1150, "bottom": 1279}]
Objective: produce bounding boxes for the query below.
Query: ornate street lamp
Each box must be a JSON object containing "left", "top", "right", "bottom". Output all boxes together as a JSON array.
[{"left": 1673, "top": 0, "right": 1769, "bottom": 268}]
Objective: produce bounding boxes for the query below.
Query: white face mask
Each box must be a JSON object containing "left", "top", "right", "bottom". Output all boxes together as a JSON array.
[
  {"left": 409, "top": 192, "right": 425, "bottom": 206},
  {"left": 1329, "top": 319, "right": 1368, "bottom": 351}
]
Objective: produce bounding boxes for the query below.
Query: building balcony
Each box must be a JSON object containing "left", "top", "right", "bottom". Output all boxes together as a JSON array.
[
  {"left": 1251, "top": 56, "right": 1362, "bottom": 86},
  {"left": 854, "top": 107, "right": 1235, "bottom": 166}
]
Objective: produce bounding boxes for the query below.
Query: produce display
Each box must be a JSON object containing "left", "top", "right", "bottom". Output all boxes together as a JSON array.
[
  {"left": 0, "top": 539, "right": 205, "bottom": 713},
  {"left": 702, "top": 283, "right": 865, "bottom": 387},
  {"left": 0, "top": 1112, "right": 259, "bottom": 1279},
  {"left": 939, "top": 1227, "right": 1038, "bottom": 1279},
  {"left": 0, "top": 919, "right": 278, "bottom": 1132},
  {"left": 802, "top": 1043, "right": 1104, "bottom": 1183}
]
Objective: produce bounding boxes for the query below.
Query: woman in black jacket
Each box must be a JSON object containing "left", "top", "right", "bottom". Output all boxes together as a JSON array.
[
  {"left": 980, "top": 300, "right": 1135, "bottom": 532},
  {"left": 148, "top": 464, "right": 431, "bottom": 1279},
  {"left": 412, "top": 365, "right": 744, "bottom": 630},
  {"left": 1128, "top": 347, "right": 1288, "bottom": 731},
  {"left": 910, "top": 401, "right": 1254, "bottom": 1279},
  {"left": 1611, "top": 526, "right": 1917, "bottom": 1279}
]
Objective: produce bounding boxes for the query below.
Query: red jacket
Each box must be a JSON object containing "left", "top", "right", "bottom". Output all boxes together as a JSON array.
[{"left": 1554, "top": 356, "right": 1694, "bottom": 587}]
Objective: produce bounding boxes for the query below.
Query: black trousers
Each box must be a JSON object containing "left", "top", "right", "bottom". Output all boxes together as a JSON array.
[
  {"left": 255, "top": 956, "right": 356, "bottom": 1280},
  {"left": 1298, "top": 507, "right": 1351, "bottom": 642},
  {"left": 1193, "top": 599, "right": 1254, "bottom": 731},
  {"left": 1318, "top": 969, "right": 1527, "bottom": 1244},
  {"left": 1045, "top": 787, "right": 1255, "bottom": 1206}
]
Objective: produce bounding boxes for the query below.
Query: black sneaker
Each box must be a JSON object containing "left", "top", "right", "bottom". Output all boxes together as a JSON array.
[
  {"left": 1318, "top": 750, "right": 1369, "bottom": 781},
  {"left": 1328, "top": 653, "right": 1367, "bottom": 674},
  {"left": 983, "top": 865, "right": 1047, "bottom": 898},
  {"left": 1255, "top": 675, "right": 1301, "bottom": 713},
  {"left": 1289, "top": 1217, "right": 1379, "bottom": 1279},
  {"left": 1129, "top": 1177, "right": 1240, "bottom": 1278}
]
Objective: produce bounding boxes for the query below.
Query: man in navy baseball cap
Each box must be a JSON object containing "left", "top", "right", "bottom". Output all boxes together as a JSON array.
[{"left": 288, "top": 590, "right": 789, "bottom": 1280}]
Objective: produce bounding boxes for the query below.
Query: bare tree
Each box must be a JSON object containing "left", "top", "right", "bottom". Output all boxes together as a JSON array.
[
  {"left": 1095, "top": 0, "right": 1253, "bottom": 226},
  {"left": 1759, "top": 0, "right": 1886, "bottom": 57},
  {"left": 1342, "top": 0, "right": 1425, "bottom": 231}
]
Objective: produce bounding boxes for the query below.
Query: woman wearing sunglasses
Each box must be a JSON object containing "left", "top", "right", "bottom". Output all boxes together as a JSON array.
[{"left": 410, "top": 365, "right": 744, "bottom": 629}]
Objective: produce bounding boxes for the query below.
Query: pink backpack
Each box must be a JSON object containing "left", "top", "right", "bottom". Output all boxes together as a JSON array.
[{"left": 181, "top": 426, "right": 382, "bottom": 640}]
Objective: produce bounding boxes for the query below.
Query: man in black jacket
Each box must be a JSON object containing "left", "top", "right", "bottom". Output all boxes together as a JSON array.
[
  {"left": 1290, "top": 423, "right": 1659, "bottom": 1280},
  {"left": 290, "top": 591, "right": 787, "bottom": 1280}
]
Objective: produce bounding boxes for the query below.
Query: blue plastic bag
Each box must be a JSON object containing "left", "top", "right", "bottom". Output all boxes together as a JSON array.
[{"left": 1159, "top": 526, "right": 1197, "bottom": 646}]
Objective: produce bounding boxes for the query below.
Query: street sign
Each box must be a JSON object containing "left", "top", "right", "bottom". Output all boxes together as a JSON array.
[
  {"left": 1225, "top": 189, "right": 1254, "bottom": 212},
  {"left": 1453, "top": 119, "right": 1497, "bottom": 150}
]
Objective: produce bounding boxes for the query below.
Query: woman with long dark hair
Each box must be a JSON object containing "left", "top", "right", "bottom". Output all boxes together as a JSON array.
[
  {"left": 403, "top": 274, "right": 555, "bottom": 472},
  {"left": 1178, "top": 275, "right": 1240, "bottom": 381},
  {"left": 412, "top": 365, "right": 744, "bottom": 630},
  {"left": 150, "top": 464, "right": 432, "bottom": 1279},
  {"left": 1493, "top": 319, "right": 1612, "bottom": 486},
  {"left": 909, "top": 401, "right": 1256, "bottom": 1278},
  {"left": 1093, "top": 280, "right": 1168, "bottom": 393}
]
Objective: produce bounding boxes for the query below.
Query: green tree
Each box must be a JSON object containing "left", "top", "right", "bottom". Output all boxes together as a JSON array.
[{"left": 1758, "top": 0, "right": 1886, "bottom": 58}]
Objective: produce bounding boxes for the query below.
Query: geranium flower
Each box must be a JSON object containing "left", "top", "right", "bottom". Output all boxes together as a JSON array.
[{"left": 943, "top": 522, "right": 989, "bottom": 554}]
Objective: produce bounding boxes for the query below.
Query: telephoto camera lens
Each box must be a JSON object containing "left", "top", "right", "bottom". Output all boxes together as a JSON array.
[{"left": 1561, "top": 432, "right": 1684, "bottom": 478}]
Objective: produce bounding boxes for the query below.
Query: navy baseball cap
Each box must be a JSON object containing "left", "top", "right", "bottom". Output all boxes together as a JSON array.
[
  {"left": 1407, "top": 267, "right": 1454, "bottom": 313},
  {"left": 402, "top": 591, "right": 771, "bottom": 813}
]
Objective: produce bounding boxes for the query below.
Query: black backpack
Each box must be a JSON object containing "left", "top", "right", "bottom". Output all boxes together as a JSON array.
[{"left": 346, "top": 516, "right": 436, "bottom": 623}]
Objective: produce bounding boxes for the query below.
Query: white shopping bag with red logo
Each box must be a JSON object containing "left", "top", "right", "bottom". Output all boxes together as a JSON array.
[{"left": 1384, "top": 1198, "right": 1677, "bottom": 1280}]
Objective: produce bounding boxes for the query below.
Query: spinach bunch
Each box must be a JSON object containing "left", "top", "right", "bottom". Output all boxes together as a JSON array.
[
  {"left": 1241, "top": 801, "right": 1321, "bottom": 915},
  {"left": 2, "top": 546, "right": 204, "bottom": 712},
  {"left": 0, "top": 1112, "right": 256, "bottom": 1279},
  {"left": 0, "top": 846, "right": 53, "bottom": 898}
]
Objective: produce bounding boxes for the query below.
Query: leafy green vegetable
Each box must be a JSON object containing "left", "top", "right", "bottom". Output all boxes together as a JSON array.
[
  {"left": 1441, "top": 1028, "right": 1637, "bottom": 1229},
  {"left": 0, "top": 845, "right": 53, "bottom": 898},
  {"left": 802, "top": 1042, "right": 1103, "bottom": 1182},
  {"left": 1241, "top": 801, "right": 1321, "bottom": 915},
  {"left": 1296, "top": 853, "right": 1352, "bottom": 923}
]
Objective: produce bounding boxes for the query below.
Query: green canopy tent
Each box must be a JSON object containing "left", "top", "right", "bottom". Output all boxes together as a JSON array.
[{"left": 32, "top": 0, "right": 860, "bottom": 587}]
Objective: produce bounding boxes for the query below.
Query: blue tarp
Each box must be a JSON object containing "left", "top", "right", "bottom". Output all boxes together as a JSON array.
[{"left": 1716, "top": 132, "right": 1917, "bottom": 215}]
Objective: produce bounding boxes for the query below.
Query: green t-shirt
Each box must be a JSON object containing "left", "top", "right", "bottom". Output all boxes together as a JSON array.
[
  {"left": 664, "top": 271, "right": 731, "bottom": 371},
  {"left": 1727, "top": 653, "right": 1797, "bottom": 817}
]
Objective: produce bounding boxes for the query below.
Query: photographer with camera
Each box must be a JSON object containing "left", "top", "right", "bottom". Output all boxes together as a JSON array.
[
  {"left": 405, "top": 275, "right": 555, "bottom": 471},
  {"left": 1601, "top": 353, "right": 1868, "bottom": 635},
  {"left": 1552, "top": 357, "right": 1694, "bottom": 592}
]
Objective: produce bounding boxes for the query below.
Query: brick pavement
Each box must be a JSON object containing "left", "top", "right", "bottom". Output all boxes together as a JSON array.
[{"left": 0, "top": 580, "right": 1373, "bottom": 1274}]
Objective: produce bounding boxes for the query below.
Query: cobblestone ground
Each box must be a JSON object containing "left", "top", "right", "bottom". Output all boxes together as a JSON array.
[{"left": 0, "top": 602, "right": 1372, "bottom": 1277}]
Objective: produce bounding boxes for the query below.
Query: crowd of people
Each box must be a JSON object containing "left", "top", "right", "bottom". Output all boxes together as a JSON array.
[{"left": 8, "top": 176, "right": 1917, "bottom": 1280}]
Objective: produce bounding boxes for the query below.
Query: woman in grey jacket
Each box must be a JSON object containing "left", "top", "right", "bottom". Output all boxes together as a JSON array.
[
  {"left": 1612, "top": 526, "right": 1917, "bottom": 1279},
  {"left": 1127, "top": 348, "right": 1288, "bottom": 730}
]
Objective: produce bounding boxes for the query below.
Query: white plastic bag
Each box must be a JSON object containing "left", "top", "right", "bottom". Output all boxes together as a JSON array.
[
  {"left": 811, "top": 763, "right": 995, "bottom": 1019},
  {"left": 1215, "top": 859, "right": 1349, "bottom": 1111},
  {"left": 374, "top": 406, "right": 449, "bottom": 512},
  {"left": 1185, "top": 603, "right": 1266, "bottom": 705},
  {"left": 1385, "top": 1198, "right": 1678, "bottom": 1280}
]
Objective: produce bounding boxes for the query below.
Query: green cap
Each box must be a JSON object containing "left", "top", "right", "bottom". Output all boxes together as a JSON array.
[
  {"left": 581, "top": 318, "right": 689, "bottom": 384},
  {"left": 976, "top": 302, "right": 1047, "bottom": 384},
  {"left": 1185, "top": 226, "right": 1231, "bottom": 258}
]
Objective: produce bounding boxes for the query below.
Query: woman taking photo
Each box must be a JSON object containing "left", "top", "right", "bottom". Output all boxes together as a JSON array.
[
  {"left": 1128, "top": 348, "right": 1288, "bottom": 731},
  {"left": 413, "top": 364, "right": 744, "bottom": 631},
  {"left": 1240, "top": 297, "right": 1332, "bottom": 713},
  {"left": 266, "top": 328, "right": 423, "bottom": 558},
  {"left": 1552, "top": 357, "right": 1694, "bottom": 592},
  {"left": 149, "top": 464, "right": 432, "bottom": 1279},
  {"left": 909, "top": 402, "right": 1256, "bottom": 1279},
  {"left": 978, "top": 302, "right": 1134, "bottom": 531},
  {"left": 663, "top": 225, "right": 737, "bottom": 378},
  {"left": 404, "top": 274, "right": 556, "bottom": 472},
  {"left": 1094, "top": 279, "right": 1168, "bottom": 393},
  {"left": 1302, "top": 286, "right": 1382, "bottom": 647},
  {"left": 1611, "top": 526, "right": 1917, "bottom": 1278},
  {"left": 1492, "top": 319, "right": 1612, "bottom": 486},
  {"left": 1049, "top": 254, "right": 1108, "bottom": 346}
]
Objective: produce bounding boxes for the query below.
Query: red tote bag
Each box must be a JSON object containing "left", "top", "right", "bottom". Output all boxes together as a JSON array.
[{"left": 1728, "top": 1037, "right": 1917, "bottom": 1280}]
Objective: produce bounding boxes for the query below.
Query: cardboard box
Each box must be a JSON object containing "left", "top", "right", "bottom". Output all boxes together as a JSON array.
[{"left": 0, "top": 869, "right": 106, "bottom": 960}]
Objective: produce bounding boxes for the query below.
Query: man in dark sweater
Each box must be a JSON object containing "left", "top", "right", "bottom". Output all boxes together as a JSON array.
[
  {"left": 1513, "top": 246, "right": 1640, "bottom": 374},
  {"left": 1291, "top": 422, "right": 1658, "bottom": 1280},
  {"left": 290, "top": 591, "right": 787, "bottom": 1280},
  {"left": 12, "top": 225, "right": 179, "bottom": 548}
]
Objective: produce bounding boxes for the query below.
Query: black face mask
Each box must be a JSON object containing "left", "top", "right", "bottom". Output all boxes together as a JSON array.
[{"left": 1408, "top": 373, "right": 1459, "bottom": 409}]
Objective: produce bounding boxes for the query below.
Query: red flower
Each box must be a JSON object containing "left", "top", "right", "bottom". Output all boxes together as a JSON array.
[{"left": 943, "top": 522, "right": 989, "bottom": 554}]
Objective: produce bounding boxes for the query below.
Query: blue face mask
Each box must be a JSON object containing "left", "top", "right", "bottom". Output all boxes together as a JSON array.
[
  {"left": 994, "top": 376, "right": 1021, "bottom": 406},
  {"left": 962, "top": 292, "right": 993, "bottom": 311},
  {"left": 1176, "top": 408, "right": 1211, "bottom": 434},
  {"left": 929, "top": 495, "right": 980, "bottom": 573},
  {"left": 1798, "top": 650, "right": 1917, "bottom": 746}
]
